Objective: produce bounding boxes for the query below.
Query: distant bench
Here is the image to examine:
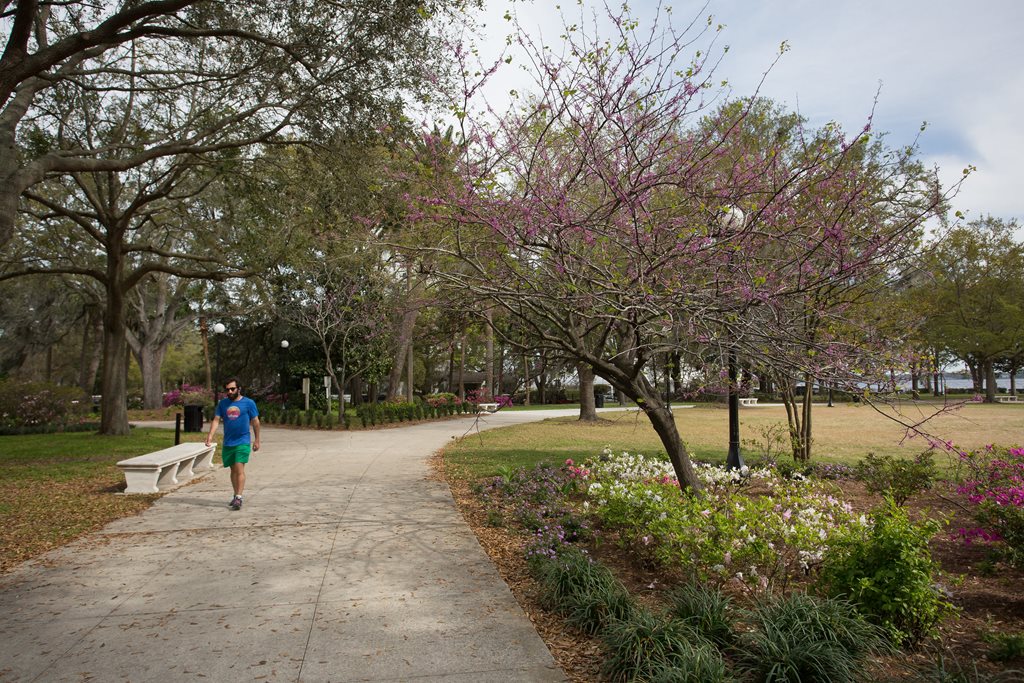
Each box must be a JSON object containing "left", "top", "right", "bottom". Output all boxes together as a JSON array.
[
  {"left": 477, "top": 402, "right": 499, "bottom": 414},
  {"left": 117, "top": 442, "right": 217, "bottom": 494},
  {"left": 995, "top": 395, "right": 1019, "bottom": 404},
  {"left": 738, "top": 397, "right": 758, "bottom": 407}
]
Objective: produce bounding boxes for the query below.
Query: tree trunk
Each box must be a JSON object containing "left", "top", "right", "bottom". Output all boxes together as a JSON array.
[
  {"left": 778, "top": 374, "right": 813, "bottom": 462},
  {"left": 406, "top": 336, "right": 414, "bottom": 402},
  {"left": 522, "top": 351, "right": 531, "bottom": 406},
  {"left": 99, "top": 277, "right": 130, "bottom": 435},
  {"left": 933, "top": 348, "right": 942, "bottom": 396},
  {"left": 578, "top": 362, "right": 597, "bottom": 422},
  {"left": 911, "top": 363, "right": 920, "bottom": 400},
  {"left": 136, "top": 343, "right": 168, "bottom": 409},
  {"left": 447, "top": 342, "right": 455, "bottom": 393},
  {"left": 485, "top": 308, "right": 494, "bottom": 397},
  {"left": 457, "top": 335, "right": 466, "bottom": 400},
  {"left": 670, "top": 351, "right": 681, "bottom": 397},
  {"left": 497, "top": 343, "right": 505, "bottom": 395},
  {"left": 969, "top": 359, "right": 981, "bottom": 392},
  {"left": 78, "top": 304, "right": 103, "bottom": 394},
  {"left": 351, "top": 376, "right": 363, "bottom": 406},
  {"left": 634, "top": 380, "right": 701, "bottom": 492},
  {"left": 0, "top": 142, "right": 20, "bottom": 250},
  {"left": 387, "top": 268, "right": 419, "bottom": 400},
  {"left": 985, "top": 359, "right": 997, "bottom": 403}
]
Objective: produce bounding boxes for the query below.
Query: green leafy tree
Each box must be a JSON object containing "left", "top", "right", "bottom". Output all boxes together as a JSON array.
[{"left": 921, "top": 217, "right": 1024, "bottom": 402}]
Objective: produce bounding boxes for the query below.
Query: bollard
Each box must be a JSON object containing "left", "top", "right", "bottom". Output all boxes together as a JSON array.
[{"left": 175, "top": 413, "right": 182, "bottom": 445}]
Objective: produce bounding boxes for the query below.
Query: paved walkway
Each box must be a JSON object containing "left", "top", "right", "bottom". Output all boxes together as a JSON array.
[{"left": 0, "top": 409, "right": 602, "bottom": 682}]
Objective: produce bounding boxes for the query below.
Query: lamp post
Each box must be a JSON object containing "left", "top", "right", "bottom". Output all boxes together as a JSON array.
[
  {"left": 280, "top": 340, "right": 289, "bottom": 409},
  {"left": 212, "top": 322, "right": 226, "bottom": 402},
  {"left": 720, "top": 207, "right": 746, "bottom": 472}
]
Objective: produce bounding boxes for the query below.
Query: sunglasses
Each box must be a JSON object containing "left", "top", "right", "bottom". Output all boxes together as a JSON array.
[{"left": 225, "top": 387, "right": 239, "bottom": 393}]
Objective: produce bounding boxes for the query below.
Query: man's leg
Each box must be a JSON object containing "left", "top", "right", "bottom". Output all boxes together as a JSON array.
[{"left": 230, "top": 462, "right": 246, "bottom": 497}]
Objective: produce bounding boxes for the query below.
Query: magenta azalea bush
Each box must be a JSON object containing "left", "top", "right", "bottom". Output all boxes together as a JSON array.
[
  {"left": 162, "top": 383, "right": 212, "bottom": 407},
  {"left": 425, "top": 392, "right": 458, "bottom": 407},
  {"left": 955, "top": 444, "right": 1024, "bottom": 567}
]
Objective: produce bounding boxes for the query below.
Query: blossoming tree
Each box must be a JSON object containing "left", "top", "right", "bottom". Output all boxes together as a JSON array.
[{"left": 406, "top": 5, "right": 951, "bottom": 491}]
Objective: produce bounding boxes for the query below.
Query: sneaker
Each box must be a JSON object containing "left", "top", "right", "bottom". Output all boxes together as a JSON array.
[{"left": 229, "top": 496, "right": 242, "bottom": 511}]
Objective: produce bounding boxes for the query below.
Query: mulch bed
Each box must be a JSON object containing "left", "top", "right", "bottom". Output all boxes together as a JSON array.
[{"left": 432, "top": 451, "right": 1024, "bottom": 681}]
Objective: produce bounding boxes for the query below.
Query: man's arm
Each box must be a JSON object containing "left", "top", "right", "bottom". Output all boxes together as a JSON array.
[
  {"left": 251, "top": 416, "right": 261, "bottom": 451},
  {"left": 205, "top": 415, "right": 221, "bottom": 447}
]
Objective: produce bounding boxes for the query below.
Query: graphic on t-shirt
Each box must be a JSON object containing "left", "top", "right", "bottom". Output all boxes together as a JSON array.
[{"left": 226, "top": 406, "right": 241, "bottom": 419}]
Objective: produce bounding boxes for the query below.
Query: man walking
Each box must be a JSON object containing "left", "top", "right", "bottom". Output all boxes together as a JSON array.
[{"left": 205, "top": 378, "right": 260, "bottom": 510}]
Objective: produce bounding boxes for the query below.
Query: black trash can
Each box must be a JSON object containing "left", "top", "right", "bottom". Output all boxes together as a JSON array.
[
  {"left": 595, "top": 393, "right": 605, "bottom": 408},
  {"left": 183, "top": 404, "right": 204, "bottom": 432}
]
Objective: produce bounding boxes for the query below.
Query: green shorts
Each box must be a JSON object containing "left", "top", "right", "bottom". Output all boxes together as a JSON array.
[{"left": 221, "top": 444, "right": 251, "bottom": 467}]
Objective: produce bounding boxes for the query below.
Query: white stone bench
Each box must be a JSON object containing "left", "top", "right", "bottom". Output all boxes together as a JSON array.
[
  {"left": 738, "top": 397, "right": 758, "bottom": 407},
  {"left": 995, "top": 395, "right": 1019, "bottom": 403},
  {"left": 477, "top": 402, "right": 499, "bottom": 414},
  {"left": 117, "top": 442, "right": 217, "bottom": 494}
]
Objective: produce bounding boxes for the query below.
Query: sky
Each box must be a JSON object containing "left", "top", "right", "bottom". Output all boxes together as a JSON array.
[{"left": 464, "top": 0, "right": 1024, "bottom": 224}]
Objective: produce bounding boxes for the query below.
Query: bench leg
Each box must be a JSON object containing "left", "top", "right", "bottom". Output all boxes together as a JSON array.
[
  {"left": 157, "top": 464, "right": 179, "bottom": 489},
  {"left": 194, "top": 447, "right": 215, "bottom": 471},
  {"left": 177, "top": 459, "right": 194, "bottom": 481},
  {"left": 122, "top": 469, "right": 161, "bottom": 494}
]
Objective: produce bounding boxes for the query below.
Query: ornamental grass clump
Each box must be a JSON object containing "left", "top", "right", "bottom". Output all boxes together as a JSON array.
[
  {"left": 600, "top": 607, "right": 728, "bottom": 683},
  {"left": 532, "top": 547, "right": 637, "bottom": 635},
  {"left": 664, "top": 582, "right": 737, "bottom": 649},
  {"left": 735, "top": 592, "right": 892, "bottom": 683}
]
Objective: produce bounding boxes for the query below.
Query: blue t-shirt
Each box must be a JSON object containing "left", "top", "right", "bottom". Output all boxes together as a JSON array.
[{"left": 216, "top": 396, "right": 259, "bottom": 447}]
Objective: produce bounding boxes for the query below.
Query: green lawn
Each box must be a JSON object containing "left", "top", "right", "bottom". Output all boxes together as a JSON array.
[
  {"left": 0, "top": 428, "right": 211, "bottom": 572},
  {"left": 446, "top": 401, "right": 1024, "bottom": 479}
]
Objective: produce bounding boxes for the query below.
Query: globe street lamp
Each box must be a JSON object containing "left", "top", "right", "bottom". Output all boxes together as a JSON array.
[
  {"left": 213, "top": 322, "right": 226, "bottom": 402},
  {"left": 279, "top": 340, "right": 289, "bottom": 409}
]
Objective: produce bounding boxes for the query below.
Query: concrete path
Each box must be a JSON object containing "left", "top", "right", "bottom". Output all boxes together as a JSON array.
[{"left": 0, "top": 409, "right": 599, "bottom": 682}]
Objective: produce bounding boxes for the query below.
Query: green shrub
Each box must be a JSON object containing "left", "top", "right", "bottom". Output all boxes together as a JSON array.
[
  {"left": 854, "top": 451, "right": 938, "bottom": 505},
  {"left": 314, "top": 412, "right": 324, "bottom": 428},
  {"left": 664, "top": 583, "right": 736, "bottom": 648},
  {"left": 736, "top": 592, "right": 892, "bottom": 683},
  {"left": 816, "top": 496, "right": 953, "bottom": 645},
  {"left": 601, "top": 608, "right": 727, "bottom": 683},
  {"left": 0, "top": 380, "right": 89, "bottom": 428},
  {"left": 325, "top": 412, "right": 335, "bottom": 429},
  {"left": 533, "top": 548, "right": 636, "bottom": 635}
]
